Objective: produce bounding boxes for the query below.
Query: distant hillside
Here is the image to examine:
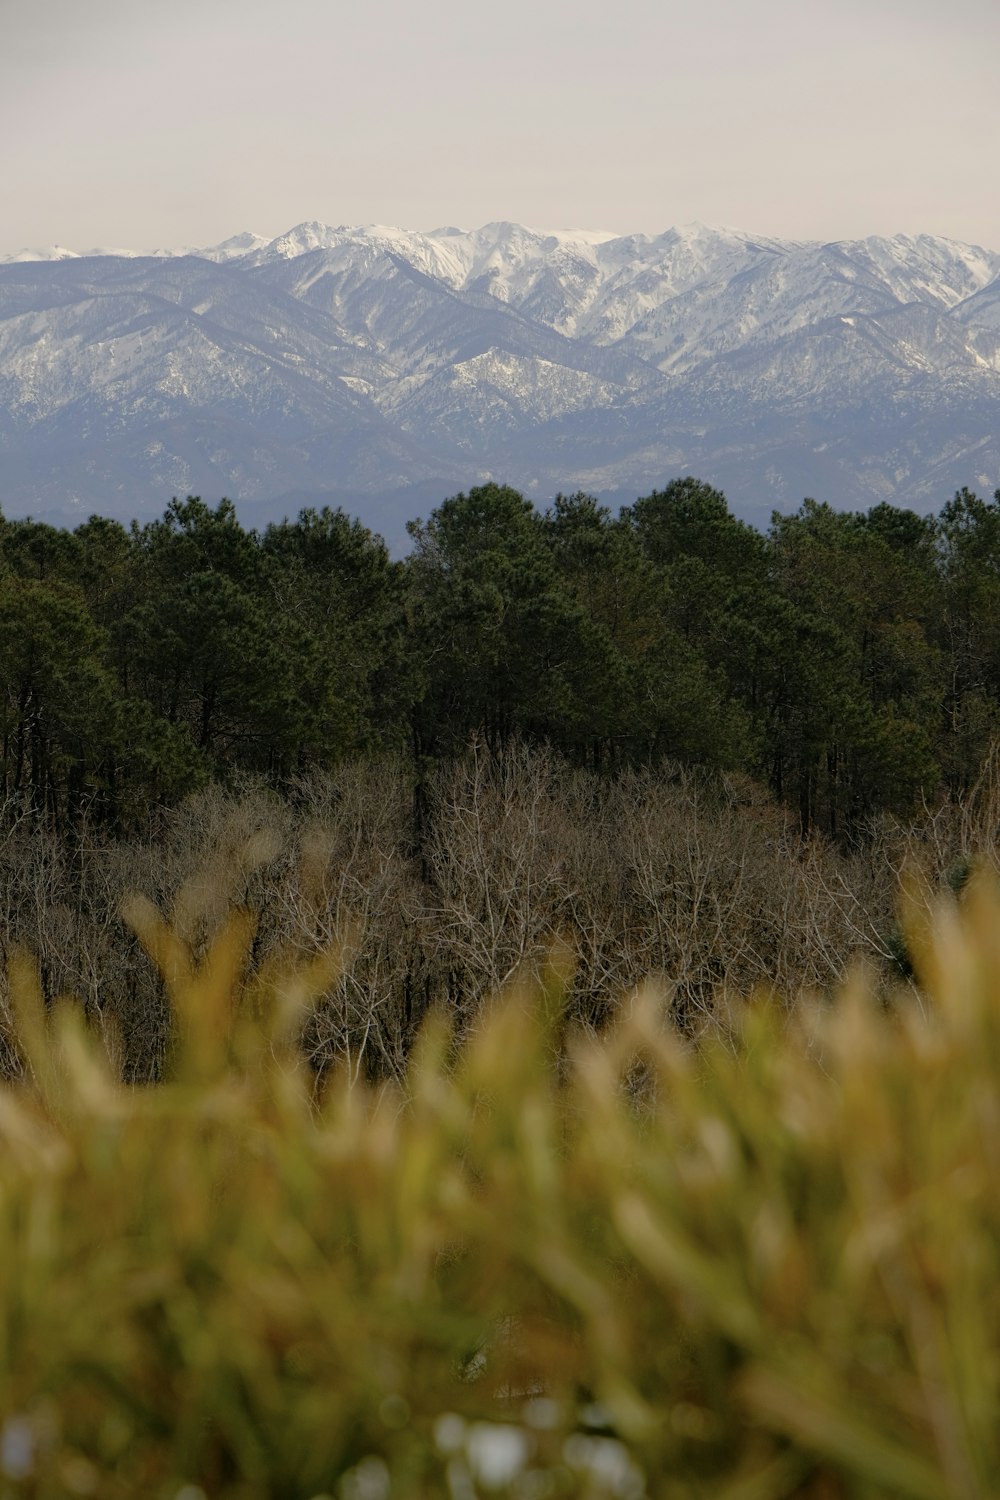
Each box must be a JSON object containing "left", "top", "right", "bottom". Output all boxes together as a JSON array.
[{"left": 3, "top": 220, "right": 1000, "bottom": 545}]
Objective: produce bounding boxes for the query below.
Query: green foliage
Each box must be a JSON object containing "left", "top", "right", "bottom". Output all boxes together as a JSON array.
[
  {"left": 124, "top": 498, "right": 299, "bottom": 766},
  {"left": 936, "top": 487, "right": 1000, "bottom": 786},
  {"left": 764, "top": 500, "right": 943, "bottom": 833},
  {"left": 546, "top": 490, "right": 750, "bottom": 769},
  {"left": 406, "top": 483, "right": 582, "bottom": 756},
  {"left": 262, "top": 506, "right": 407, "bottom": 760},
  {"left": 0, "top": 575, "right": 119, "bottom": 824},
  {"left": 3, "top": 480, "right": 1000, "bottom": 839},
  {"left": 0, "top": 499, "right": 406, "bottom": 827}
]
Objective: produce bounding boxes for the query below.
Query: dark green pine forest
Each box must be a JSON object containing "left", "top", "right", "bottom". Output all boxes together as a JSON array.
[
  {"left": 8, "top": 475, "right": 1000, "bottom": 1081},
  {"left": 3, "top": 477, "right": 1000, "bottom": 841}
]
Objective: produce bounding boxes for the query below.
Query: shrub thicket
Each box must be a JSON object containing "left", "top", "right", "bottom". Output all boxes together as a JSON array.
[
  {"left": 0, "top": 740, "right": 943, "bottom": 1083},
  {"left": 0, "top": 861, "right": 999, "bottom": 1496},
  {"left": 7, "top": 734, "right": 1000, "bottom": 1083}
]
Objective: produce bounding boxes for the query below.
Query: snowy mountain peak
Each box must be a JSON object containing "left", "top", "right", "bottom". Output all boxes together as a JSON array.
[
  {"left": 3, "top": 219, "right": 1000, "bottom": 545},
  {"left": 198, "top": 230, "right": 271, "bottom": 261},
  {"left": 1, "top": 244, "right": 81, "bottom": 263},
  {"left": 263, "top": 221, "right": 346, "bottom": 259}
]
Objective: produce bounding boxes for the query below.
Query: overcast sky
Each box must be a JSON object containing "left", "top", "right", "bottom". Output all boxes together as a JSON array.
[{"left": 3, "top": 0, "right": 1000, "bottom": 254}]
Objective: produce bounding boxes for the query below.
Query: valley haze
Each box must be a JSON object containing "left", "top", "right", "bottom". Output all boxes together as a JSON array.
[{"left": 3, "top": 219, "right": 1000, "bottom": 551}]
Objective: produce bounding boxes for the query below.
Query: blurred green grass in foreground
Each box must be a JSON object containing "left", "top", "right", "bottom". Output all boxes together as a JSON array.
[{"left": 1, "top": 875, "right": 999, "bottom": 1499}]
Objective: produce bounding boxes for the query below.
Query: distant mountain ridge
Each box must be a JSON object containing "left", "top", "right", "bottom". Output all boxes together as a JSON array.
[{"left": 2, "top": 220, "right": 1000, "bottom": 547}]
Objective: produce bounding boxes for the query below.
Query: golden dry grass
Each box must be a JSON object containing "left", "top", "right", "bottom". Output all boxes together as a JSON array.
[{"left": 0, "top": 873, "right": 998, "bottom": 1497}]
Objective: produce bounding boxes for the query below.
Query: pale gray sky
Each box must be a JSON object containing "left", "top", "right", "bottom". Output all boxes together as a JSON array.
[{"left": 3, "top": 0, "right": 1000, "bottom": 254}]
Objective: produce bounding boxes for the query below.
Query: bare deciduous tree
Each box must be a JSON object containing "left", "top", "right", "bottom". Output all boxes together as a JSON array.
[{"left": 5, "top": 739, "right": 990, "bottom": 1082}]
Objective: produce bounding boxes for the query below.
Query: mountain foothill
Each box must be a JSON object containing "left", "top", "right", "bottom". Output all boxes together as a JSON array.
[{"left": 2, "top": 220, "right": 1000, "bottom": 547}]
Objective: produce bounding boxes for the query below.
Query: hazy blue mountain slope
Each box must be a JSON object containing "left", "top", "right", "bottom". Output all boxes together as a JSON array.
[{"left": 3, "top": 221, "right": 1000, "bottom": 542}]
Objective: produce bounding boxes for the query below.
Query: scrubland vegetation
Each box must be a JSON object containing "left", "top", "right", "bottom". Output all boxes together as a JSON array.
[
  {"left": 1, "top": 735, "right": 998, "bottom": 1087},
  {"left": 2, "top": 829, "right": 1000, "bottom": 1497},
  {"left": 6, "top": 477, "right": 1000, "bottom": 1495}
]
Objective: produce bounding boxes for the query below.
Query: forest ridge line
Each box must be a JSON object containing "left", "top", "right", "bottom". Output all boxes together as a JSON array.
[
  {"left": 3, "top": 475, "right": 1000, "bottom": 842},
  {"left": 3, "top": 220, "right": 1000, "bottom": 537}
]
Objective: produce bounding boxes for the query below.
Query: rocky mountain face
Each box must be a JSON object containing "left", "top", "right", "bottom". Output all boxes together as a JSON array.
[{"left": 3, "top": 220, "right": 1000, "bottom": 547}]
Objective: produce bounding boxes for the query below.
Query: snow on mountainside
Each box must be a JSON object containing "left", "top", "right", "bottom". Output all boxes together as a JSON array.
[
  {"left": 2, "top": 220, "right": 1000, "bottom": 547},
  {"left": 2, "top": 245, "right": 84, "bottom": 263}
]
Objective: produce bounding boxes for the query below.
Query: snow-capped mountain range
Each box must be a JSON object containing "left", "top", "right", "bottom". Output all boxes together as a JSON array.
[{"left": 3, "top": 220, "right": 1000, "bottom": 546}]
